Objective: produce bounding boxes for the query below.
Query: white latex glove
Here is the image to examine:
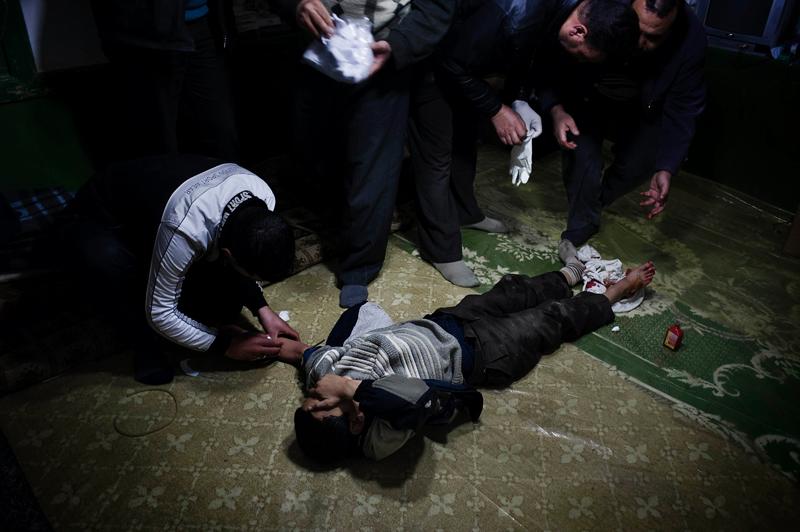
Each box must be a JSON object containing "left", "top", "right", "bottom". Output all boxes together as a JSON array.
[
  {"left": 510, "top": 140, "right": 532, "bottom": 186},
  {"left": 511, "top": 100, "right": 542, "bottom": 140},
  {"left": 509, "top": 100, "right": 542, "bottom": 186}
]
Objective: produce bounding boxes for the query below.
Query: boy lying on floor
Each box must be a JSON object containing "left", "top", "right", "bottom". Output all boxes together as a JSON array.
[{"left": 277, "top": 261, "right": 655, "bottom": 462}]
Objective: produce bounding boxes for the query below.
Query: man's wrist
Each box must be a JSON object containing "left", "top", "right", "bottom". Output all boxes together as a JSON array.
[{"left": 653, "top": 169, "right": 672, "bottom": 182}]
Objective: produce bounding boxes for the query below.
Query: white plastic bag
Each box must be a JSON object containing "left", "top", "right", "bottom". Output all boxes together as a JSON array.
[{"left": 303, "top": 15, "right": 374, "bottom": 84}]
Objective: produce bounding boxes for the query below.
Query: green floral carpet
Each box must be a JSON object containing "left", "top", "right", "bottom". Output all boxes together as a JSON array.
[{"left": 430, "top": 144, "right": 800, "bottom": 482}]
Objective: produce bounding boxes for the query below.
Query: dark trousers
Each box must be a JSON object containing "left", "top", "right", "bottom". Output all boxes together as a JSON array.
[
  {"left": 436, "top": 272, "right": 614, "bottom": 387},
  {"left": 292, "top": 66, "right": 410, "bottom": 287},
  {"left": 407, "top": 70, "right": 485, "bottom": 263},
  {"left": 561, "top": 99, "right": 661, "bottom": 246},
  {"left": 107, "top": 16, "right": 238, "bottom": 161}
]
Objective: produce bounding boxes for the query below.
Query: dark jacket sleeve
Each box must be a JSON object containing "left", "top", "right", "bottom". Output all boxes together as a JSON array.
[
  {"left": 384, "top": 0, "right": 456, "bottom": 70},
  {"left": 239, "top": 277, "right": 269, "bottom": 315},
  {"left": 206, "top": 270, "right": 266, "bottom": 356},
  {"left": 654, "top": 38, "right": 707, "bottom": 175},
  {"left": 436, "top": 1, "right": 510, "bottom": 117},
  {"left": 354, "top": 375, "right": 483, "bottom": 430},
  {"left": 213, "top": 260, "right": 268, "bottom": 315},
  {"left": 355, "top": 377, "right": 441, "bottom": 430},
  {"left": 267, "top": 0, "right": 299, "bottom": 26}
]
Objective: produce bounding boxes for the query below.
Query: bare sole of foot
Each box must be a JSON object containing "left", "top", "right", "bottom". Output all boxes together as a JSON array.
[{"left": 605, "top": 261, "right": 656, "bottom": 304}]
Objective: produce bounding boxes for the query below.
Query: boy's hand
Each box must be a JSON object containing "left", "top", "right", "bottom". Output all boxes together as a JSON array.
[
  {"left": 275, "top": 337, "right": 309, "bottom": 367},
  {"left": 308, "top": 375, "right": 361, "bottom": 411}
]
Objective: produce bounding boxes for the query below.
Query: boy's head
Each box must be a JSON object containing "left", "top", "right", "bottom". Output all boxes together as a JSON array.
[
  {"left": 219, "top": 199, "right": 295, "bottom": 282},
  {"left": 293, "top": 399, "right": 365, "bottom": 463},
  {"left": 558, "top": 0, "right": 640, "bottom": 63}
]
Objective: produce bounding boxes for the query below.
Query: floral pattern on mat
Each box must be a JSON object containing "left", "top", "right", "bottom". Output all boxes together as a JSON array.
[{"left": 451, "top": 145, "right": 800, "bottom": 481}]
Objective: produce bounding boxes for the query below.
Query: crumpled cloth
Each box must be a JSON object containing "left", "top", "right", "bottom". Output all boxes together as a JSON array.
[
  {"left": 577, "top": 245, "right": 644, "bottom": 313},
  {"left": 509, "top": 100, "right": 543, "bottom": 186},
  {"left": 303, "top": 15, "right": 374, "bottom": 83}
]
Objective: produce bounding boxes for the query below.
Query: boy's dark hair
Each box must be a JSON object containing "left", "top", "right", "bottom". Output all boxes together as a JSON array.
[
  {"left": 294, "top": 407, "right": 360, "bottom": 463},
  {"left": 579, "top": 0, "right": 640, "bottom": 59},
  {"left": 645, "top": 0, "right": 679, "bottom": 18},
  {"left": 219, "top": 199, "right": 295, "bottom": 282}
]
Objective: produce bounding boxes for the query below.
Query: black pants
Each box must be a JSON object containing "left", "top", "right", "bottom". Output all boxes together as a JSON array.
[
  {"left": 107, "top": 16, "right": 238, "bottom": 161},
  {"left": 561, "top": 99, "right": 661, "bottom": 246},
  {"left": 292, "top": 66, "right": 411, "bottom": 287},
  {"left": 407, "top": 69, "right": 485, "bottom": 263},
  {"left": 436, "top": 272, "right": 614, "bottom": 387}
]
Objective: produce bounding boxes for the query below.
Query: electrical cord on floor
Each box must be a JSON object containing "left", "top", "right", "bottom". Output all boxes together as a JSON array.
[{"left": 113, "top": 389, "right": 178, "bottom": 437}]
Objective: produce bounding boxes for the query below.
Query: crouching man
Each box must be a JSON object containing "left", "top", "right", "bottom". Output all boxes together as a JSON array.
[
  {"left": 62, "top": 155, "right": 298, "bottom": 384},
  {"left": 277, "top": 260, "right": 656, "bottom": 462}
]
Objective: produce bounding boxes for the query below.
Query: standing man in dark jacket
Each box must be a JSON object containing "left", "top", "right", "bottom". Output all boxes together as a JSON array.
[
  {"left": 269, "top": 0, "right": 456, "bottom": 308},
  {"left": 540, "top": 0, "right": 707, "bottom": 257},
  {"left": 91, "top": 0, "right": 239, "bottom": 160},
  {"left": 409, "top": 0, "right": 639, "bottom": 288}
]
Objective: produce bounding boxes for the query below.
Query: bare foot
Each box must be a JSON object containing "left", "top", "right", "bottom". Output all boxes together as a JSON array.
[{"left": 605, "top": 261, "right": 656, "bottom": 304}]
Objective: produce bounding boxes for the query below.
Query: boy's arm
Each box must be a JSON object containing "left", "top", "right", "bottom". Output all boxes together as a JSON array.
[
  {"left": 354, "top": 376, "right": 444, "bottom": 429},
  {"left": 268, "top": 337, "right": 308, "bottom": 367},
  {"left": 310, "top": 374, "right": 481, "bottom": 430}
]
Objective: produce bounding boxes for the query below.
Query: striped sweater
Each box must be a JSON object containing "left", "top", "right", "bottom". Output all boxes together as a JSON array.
[{"left": 304, "top": 319, "right": 464, "bottom": 389}]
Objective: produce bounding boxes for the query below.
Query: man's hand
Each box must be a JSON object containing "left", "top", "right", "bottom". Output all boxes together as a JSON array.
[
  {"left": 296, "top": 0, "right": 334, "bottom": 39},
  {"left": 640, "top": 170, "right": 672, "bottom": 219},
  {"left": 257, "top": 306, "right": 300, "bottom": 341},
  {"left": 491, "top": 104, "right": 528, "bottom": 146},
  {"left": 307, "top": 374, "right": 361, "bottom": 411},
  {"left": 551, "top": 104, "right": 579, "bottom": 150},
  {"left": 368, "top": 41, "right": 392, "bottom": 77},
  {"left": 225, "top": 331, "right": 281, "bottom": 362},
  {"left": 511, "top": 100, "right": 543, "bottom": 139}
]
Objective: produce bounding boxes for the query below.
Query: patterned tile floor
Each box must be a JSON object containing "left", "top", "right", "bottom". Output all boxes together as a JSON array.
[{"left": 1, "top": 242, "right": 798, "bottom": 530}]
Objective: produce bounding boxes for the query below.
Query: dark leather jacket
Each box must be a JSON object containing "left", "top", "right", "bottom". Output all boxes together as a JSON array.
[{"left": 436, "top": 0, "right": 581, "bottom": 117}]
